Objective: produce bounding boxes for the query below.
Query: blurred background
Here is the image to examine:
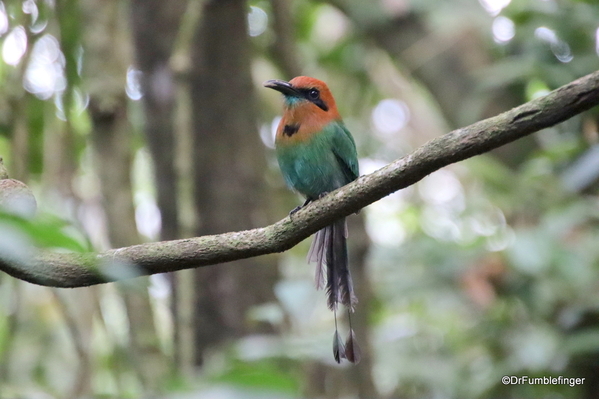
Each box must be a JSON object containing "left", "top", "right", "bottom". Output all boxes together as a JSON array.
[{"left": 1, "top": 0, "right": 599, "bottom": 397}]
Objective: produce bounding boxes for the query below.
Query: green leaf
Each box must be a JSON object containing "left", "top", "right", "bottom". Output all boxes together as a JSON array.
[{"left": 0, "top": 210, "right": 92, "bottom": 252}]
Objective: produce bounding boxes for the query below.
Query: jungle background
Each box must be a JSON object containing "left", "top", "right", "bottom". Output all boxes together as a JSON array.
[{"left": 1, "top": 0, "right": 599, "bottom": 398}]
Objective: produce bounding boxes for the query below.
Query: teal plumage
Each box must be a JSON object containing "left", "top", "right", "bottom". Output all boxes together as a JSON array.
[{"left": 276, "top": 121, "right": 358, "bottom": 200}]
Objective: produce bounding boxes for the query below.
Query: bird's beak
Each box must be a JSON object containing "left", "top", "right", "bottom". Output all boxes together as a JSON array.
[{"left": 263, "top": 79, "right": 301, "bottom": 97}]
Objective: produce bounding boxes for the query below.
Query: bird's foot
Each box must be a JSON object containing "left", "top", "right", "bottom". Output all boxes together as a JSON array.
[
  {"left": 289, "top": 198, "right": 313, "bottom": 220},
  {"left": 288, "top": 193, "right": 330, "bottom": 220},
  {"left": 289, "top": 206, "right": 301, "bottom": 219}
]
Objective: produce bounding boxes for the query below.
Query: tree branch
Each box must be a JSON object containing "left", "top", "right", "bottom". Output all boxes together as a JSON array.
[{"left": 3, "top": 71, "right": 599, "bottom": 288}]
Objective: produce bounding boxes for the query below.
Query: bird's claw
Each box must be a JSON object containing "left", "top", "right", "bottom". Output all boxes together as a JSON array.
[
  {"left": 288, "top": 198, "right": 313, "bottom": 221},
  {"left": 289, "top": 206, "right": 302, "bottom": 218}
]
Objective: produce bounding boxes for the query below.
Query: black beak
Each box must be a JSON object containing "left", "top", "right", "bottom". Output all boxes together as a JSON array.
[{"left": 263, "top": 79, "right": 301, "bottom": 97}]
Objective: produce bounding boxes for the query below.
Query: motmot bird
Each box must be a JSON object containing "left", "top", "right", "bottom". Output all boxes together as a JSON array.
[{"left": 264, "top": 76, "right": 360, "bottom": 363}]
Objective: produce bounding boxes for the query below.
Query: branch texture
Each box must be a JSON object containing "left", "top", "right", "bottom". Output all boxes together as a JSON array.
[{"left": 3, "top": 71, "right": 599, "bottom": 287}]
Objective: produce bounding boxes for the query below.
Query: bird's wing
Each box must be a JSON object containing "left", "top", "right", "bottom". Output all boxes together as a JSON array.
[{"left": 330, "top": 122, "right": 359, "bottom": 183}]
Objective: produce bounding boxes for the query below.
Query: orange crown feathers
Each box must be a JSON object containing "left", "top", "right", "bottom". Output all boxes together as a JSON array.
[{"left": 287, "top": 76, "right": 340, "bottom": 118}]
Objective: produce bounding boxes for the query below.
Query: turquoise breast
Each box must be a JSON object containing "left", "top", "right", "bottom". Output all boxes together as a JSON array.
[{"left": 276, "top": 133, "right": 346, "bottom": 200}]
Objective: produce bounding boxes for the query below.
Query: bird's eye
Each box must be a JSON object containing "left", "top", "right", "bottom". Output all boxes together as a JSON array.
[{"left": 308, "top": 89, "right": 320, "bottom": 100}]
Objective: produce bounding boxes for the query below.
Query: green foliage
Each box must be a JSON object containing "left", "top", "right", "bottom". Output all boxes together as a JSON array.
[
  {"left": 26, "top": 96, "right": 46, "bottom": 175},
  {"left": 210, "top": 358, "right": 300, "bottom": 393},
  {"left": 497, "top": 0, "right": 599, "bottom": 87},
  {"left": 0, "top": 210, "right": 91, "bottom": 253}
]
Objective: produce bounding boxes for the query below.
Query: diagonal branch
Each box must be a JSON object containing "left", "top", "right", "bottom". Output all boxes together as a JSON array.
[{"left": 2, "top": 71, "right": 599, "bottom": 288}]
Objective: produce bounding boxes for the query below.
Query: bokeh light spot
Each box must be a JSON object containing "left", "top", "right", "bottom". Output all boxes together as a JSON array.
[
  {"left": 492, "top": 16, "right": 515, "bottom": 43},
  {"left": 126, "top": 66, "right": 143, "bottom": 100},
  {"left": 248, "top": 6, "right": 268, "bottom": 37},
  {"left": 312, "top": 5, "right": 348, "bottom": 49},
  {"left": 551, "top": 41, "right": 573, "bottom": 63},
  {"left": 479, "top": 0, "right": 511, "bottom": 16},
  {"left": 135, "top": 197, "right": 161, "bottom": 240},
  {"left": 24, "top": 34, "right": 66, "bottom": 99},
  {"left": 260, "top": 116, "right": 280, "bottom": 149},
  {"left": 418, "top": 169, "right": 463, "bottom": 206},
  {"left": 2, "top": 26, "right": 27, "bottom": 66},
  {"left": 535, "top": 26, "right": 573, "bottom": 63},
  {"left": 372, "top": 99, "right": 410, "bottom": 138},
  {"left": 534, "top": 26, "right": 557, "bottom": 44},
  {"left": 0, "top": 2, "right": 8, "bottom": 36},
  {"left": 22, "top": 0, "right": 38, "bottom": 25}
]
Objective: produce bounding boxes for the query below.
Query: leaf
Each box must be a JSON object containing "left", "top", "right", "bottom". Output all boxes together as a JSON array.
[{"left": 0, "top": 211, "right": 91, "bottom": 252}]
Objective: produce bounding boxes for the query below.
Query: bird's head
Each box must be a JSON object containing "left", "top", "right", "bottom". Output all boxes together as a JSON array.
[{"left": 264, "top": 76, "right": 338, "bottom": 115}]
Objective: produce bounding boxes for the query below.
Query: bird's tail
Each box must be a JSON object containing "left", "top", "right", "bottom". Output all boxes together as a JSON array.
[{"left": 308, "top": 218, "right": 360, "bottom": 363}]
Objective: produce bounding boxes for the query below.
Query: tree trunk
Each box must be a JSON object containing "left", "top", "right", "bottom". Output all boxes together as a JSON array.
[
  {"left": 190, "top": 0, "right": 278, "bottom": 365},
  {"left": 129, "top": 0, "right": 190, "bottom": 375},
  {"left": 130, "top": 0, "right": 186, "bottom": 242},
  {"left": 267, "top": 0, "right": 302, "bottom": 79},
  {"left": 82, "top": 0, "right": 168, "bottom": 393}
]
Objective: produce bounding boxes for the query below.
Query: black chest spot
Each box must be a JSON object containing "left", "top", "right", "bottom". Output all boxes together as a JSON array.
[{"left": 283, "top": 124, "right": 300, "bottom": 137}]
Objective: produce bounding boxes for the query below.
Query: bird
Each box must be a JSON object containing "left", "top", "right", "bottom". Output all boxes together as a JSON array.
[{"left": 264, "top": 76, "right": 360, "bottom": 363}]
